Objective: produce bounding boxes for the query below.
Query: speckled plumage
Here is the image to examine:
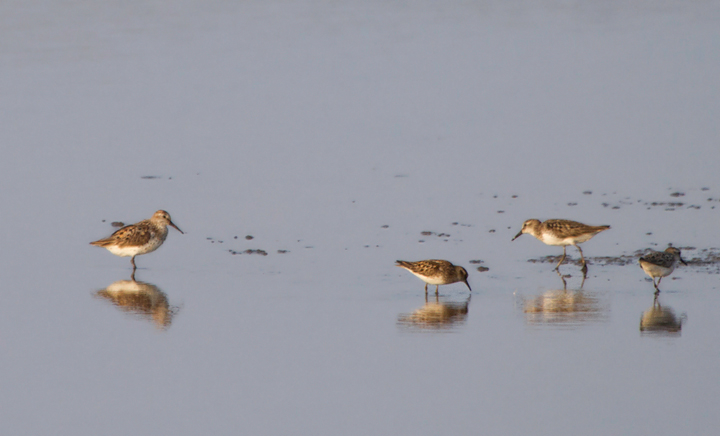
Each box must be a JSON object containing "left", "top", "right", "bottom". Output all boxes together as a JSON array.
[
  {"left": 512, "top": 219, "right": 610, "bottom": 275},
  {"left": 91, "top": 210, "right": 183, "bottom": 270},
  {"left": 639, "top": 247, "right": 686, "bottom": 292},
  {"left": 396, "top": 259, "right": 471, "bottom": 294}
]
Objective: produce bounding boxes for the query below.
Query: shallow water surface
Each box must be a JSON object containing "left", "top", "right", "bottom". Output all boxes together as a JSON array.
[{"left": 1, "top": 1, "right": 720, "bottom": 435}]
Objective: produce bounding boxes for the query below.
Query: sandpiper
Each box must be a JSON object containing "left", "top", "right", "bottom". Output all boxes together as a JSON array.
[
  {"left": 91, "top": 210, "right": 183, "bottom": 270},
  {"left": 396, "top": 259, "right": 471, "bottom": 294},
  {"left": 512, "top": 219, "right": 610, "bottom": 275},
  {"left": 638, "top": 246, "right": 687, "bottom": 293}
]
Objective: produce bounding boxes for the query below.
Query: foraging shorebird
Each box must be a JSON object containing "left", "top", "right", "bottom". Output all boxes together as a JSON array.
[
  {"left": 396, "top": 259, "right": 471, "bottom": 295},
  {"left": 91, "top": 210, "right": 183, "bottom": 271},
  {"left": 638, "top": 246, "right": 687, "bottom": 293},
  {"left": 512, "top": 219, "right": 610, "bottom": 275}
]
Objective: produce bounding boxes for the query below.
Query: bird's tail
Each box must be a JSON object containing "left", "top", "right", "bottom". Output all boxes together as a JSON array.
[{"left": 90, "top": 238, "right": 113, "bottom": 247}]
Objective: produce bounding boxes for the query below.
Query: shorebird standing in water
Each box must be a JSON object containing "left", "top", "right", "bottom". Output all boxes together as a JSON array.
[
  {"left": 396, "top": 259, "right": 471, "bottom": 295},
  {"left": 512, "top": 219, "right": 610, "bottom": 276},
  {"left": 638, "top": 246, "right": 687, "bottom": 293},
  {"left": 91, "top": 210, "right": 183, "bottom": 271}
]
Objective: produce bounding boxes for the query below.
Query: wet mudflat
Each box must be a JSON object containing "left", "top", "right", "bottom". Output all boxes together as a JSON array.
[{"left": 1, "top": 1, "right": 720, "bottom": 435}]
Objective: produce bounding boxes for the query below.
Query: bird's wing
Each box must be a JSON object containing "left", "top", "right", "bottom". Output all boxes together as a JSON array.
[
  {"left": 544, "top": 220, "right": 608, "bottom": 238},
  {"left": 91, "top": 222, "right": 153, "bottom": 247},
  {"left": 639, "top": 251, "right": 674, "bottom": 267}
]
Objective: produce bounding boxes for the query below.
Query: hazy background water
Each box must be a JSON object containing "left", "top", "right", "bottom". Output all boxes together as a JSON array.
[{"left": 1, "top": 1, "right": 719, "bottom": 435}]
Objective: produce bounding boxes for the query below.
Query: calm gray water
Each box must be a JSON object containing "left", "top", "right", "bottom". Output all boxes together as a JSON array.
[{"left": 1, "top": 1, "right": 719, "bottom": 435}]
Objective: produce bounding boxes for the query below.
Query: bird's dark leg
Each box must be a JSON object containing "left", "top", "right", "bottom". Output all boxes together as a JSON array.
[
  {"left": 577, "top": 245, "right": 588, "bottom": 276},
  {"left": 424, "top": 283, "right": 428, "bottom": 295},
  {"left": 555, "top": 246, "right": 567, "bottom": 271},
  {"left": 652, "top": 277, "right": 662, "bottom": 296},
  {"left": 131, "top": 256, "right": 137, "bottom": 270},
  {"left": 556, "top": 269, "right": 567, "bottom": 290},
  {"left": 435, "top": 285, "right": 439, "bottom": 295}
]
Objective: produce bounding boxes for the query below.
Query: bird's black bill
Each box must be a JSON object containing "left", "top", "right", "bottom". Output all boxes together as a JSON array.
[
  {"left": 464, "top": 280, "right": 472, "bottom": 292},
  {"left": 511, "top": 230, "right": 523, "bottom": 241},
  {"left": 170, "top": 222, "right": 184, "bottom": 234},
  {"left": 680, "top": 257, "right": 688, "bottom": 265}
]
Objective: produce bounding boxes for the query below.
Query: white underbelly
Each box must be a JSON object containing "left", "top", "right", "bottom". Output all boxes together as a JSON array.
[
  {"left": 540, "top": 232, "right": 595, "bottom": 246},
  {"left": 105, "top": 241, "right": 162, "bottom": 257},
  {"left": 410, "top": 271, "right": 446, "bottom": 285},
  {"left": 640, "top": 262, "right": 673, "bottom": 278},
  {"left": 539, "top": 234, "right": 573, "bottom": 246}
]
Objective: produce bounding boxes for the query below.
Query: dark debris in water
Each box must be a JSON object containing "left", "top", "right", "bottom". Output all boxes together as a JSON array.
[
  {"left": 468, "top": 260, "right": 484, "bottom": 264},
  {"left": 476, "top": 266, "right": 490, "bottom": 272},
  {"left": 111, "top": 221, "right": 124, "bottom": 228},
  {"left": 527, "top": 248, "right": 720, "bottom": 273},
  {"left": 648, "top": 201, "right": 685, "bottom": 207},
  {"left": 527, "top": 254, "right": 638, "bottom": 267},
  {"left": 420, "top": 231, "right": 451, "bottom": 237},
  {"left": 229, "top": 249, "right": 268, "bottom": 256}
]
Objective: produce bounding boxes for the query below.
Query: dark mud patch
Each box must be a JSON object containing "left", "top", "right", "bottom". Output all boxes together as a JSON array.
[
  {"left": 528, "top": 254, "right": 638, "bottom": 267},
  {"left": 685, "top": 248, "right": 720, "bottom": 273},
  {"left": 229, "top": 249, "right": 268, "bottom": 256},
  {"left": 527, "top": 248, "right": 720, "bottom": 273},
  {"left": 468, "top": 260, "right": 489, "bottom": 272},
  {"left": 420, "top": 231, "right": 451, "bottom": 240},
  {"left": 111, "top": 221, "right": 124, "bottom": 228},
  {"left": 421, "top": 231, "right": 450, "bottom": 237}
]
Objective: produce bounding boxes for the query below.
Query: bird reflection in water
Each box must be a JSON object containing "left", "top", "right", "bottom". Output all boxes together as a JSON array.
[
  {"left": 520, "top": 273, "right": 608, "bottom": 327},
  {"left": 397, "top": 293, "right": 471, "bottom": 331},
  {"left": 94, "top": 279, "right": 180, "bottom": 330},
  {"left": 640, "top": 295, "right": 685, "bottom": 337}
]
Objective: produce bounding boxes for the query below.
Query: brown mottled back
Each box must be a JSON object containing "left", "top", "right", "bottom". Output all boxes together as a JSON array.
[
  {"left": 542, "top": 219, "right": 610, "bottom": 238},
  {"left": 90, "top": 220, "right": 155, "bottom": 247}
]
